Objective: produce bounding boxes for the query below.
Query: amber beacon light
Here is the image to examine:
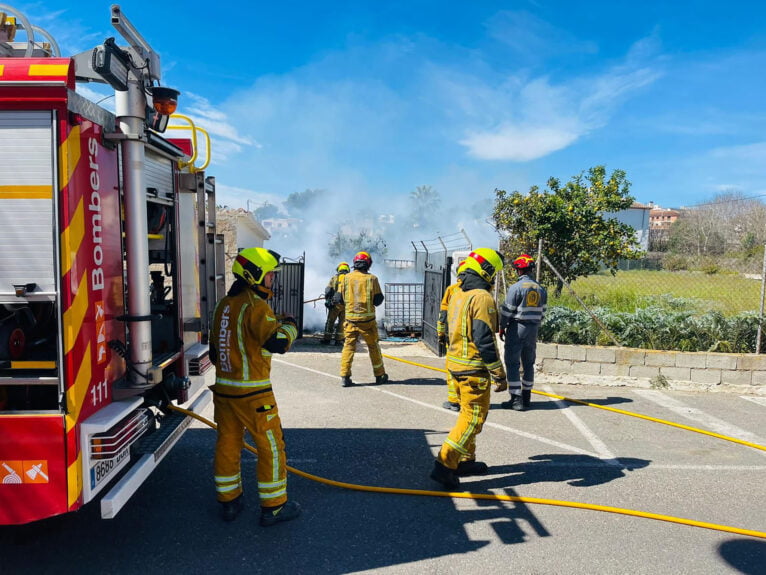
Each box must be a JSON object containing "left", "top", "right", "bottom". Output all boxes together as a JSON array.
[{"left": 150, "top": 86, "right": 180, "bottom": 115}]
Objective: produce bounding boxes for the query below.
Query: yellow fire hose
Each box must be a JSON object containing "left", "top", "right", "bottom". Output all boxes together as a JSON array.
[
  {"left": 382, "top": 353, "right": 766, "bottom": 453},
  {"left": 169, "top": 361, "right": 766, "bottom": 540}
]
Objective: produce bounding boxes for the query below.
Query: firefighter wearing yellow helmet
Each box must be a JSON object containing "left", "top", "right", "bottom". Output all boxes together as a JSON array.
[
  {"left": 333, "top": 251, "right": 388, "bottom": 386},
  {"left": 499, "top": 253, "right": 547, "bottom": 411},
  {"left": 436, "top": 259, "right": 466, "bottom": 411},
  {"left": 321, "top": 262, "right": 350, "bottom": 345},
  {"left": 430, "top": 248, "right": 507, "bottom": 489},
  {"left": 210, "top": 247, "right": 301, "bottom": 526}
]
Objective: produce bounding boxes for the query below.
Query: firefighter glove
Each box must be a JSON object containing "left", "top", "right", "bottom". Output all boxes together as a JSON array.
[
  {"left": 498, "top": 327, "right": 505, "bottom": 342},
  {"left": 493, "top": 377, "right": 508, "bottom": 392}
]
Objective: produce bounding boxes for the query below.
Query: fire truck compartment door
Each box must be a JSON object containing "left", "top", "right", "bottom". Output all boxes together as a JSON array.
[{"left": 0, "top": 111, "right": 56, "bottom": 299}]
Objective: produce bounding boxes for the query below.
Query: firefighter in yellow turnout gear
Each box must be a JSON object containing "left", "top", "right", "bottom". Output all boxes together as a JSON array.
[
  {"left": 436, "top": 260, "right": 466, "bottom": 411},
  {"left": 430, "top": 248, "right": 507, "bottom": 489},
  {"left": 210, "top": 247, "right": 301, "bottom": 526},
  {"left": 321, "top": 262, "right": 350, "bottom": 345},
  {"left": 334, "top": 251, "right": 389, "bottom": 387}
]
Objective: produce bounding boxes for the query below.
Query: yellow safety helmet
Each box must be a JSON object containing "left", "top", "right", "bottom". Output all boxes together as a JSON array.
[
  {"left": 462, "top": 248, "right": 504, "bottom": 283},
  {"left": 232, "top": 247, "right": 282, "bottom": 287},
  {"left": 337, "top": 262, "right": 350, "bottom": 273}
]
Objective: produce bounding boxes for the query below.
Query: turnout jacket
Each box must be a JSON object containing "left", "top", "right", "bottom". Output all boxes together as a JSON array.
[
  {"left": 445, "top": 272, "right": 505, "bottom": 381},
  {"left": 334, "top": 269, "right": 384, "bottom": 323},
  {"left": 210, "top": 284, "right": 298, "bottom": 389},
  {"left": 500, "top": 274, "right": 547, "bottom": 327},
  {"left": 436, "top": 280, "right": 462, "bottom": 341},
  {"left": 324, "top": 272, "right": 347, "bottom": 308}
]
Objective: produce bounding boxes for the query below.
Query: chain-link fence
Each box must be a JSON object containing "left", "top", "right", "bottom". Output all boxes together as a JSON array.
[{"left": 497, "top": 252, "right": 766, "bottom": 353}]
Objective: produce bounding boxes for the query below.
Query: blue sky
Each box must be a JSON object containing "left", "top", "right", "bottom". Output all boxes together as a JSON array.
[{"left": 14, "top": 1, "right": 766, "bottom": 226}]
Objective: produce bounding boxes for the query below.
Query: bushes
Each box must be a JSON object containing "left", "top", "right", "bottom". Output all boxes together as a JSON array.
[{"left": 539, "top": 306, "right": 761, "bottom": 352}]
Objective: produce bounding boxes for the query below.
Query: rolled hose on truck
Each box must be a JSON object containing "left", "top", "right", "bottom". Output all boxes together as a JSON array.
[{"left": 168, "top": 353, "right": 766, "bottom": 541}]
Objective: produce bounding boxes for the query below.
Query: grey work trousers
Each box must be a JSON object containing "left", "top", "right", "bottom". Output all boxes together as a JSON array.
[{"left": 503, "top": 321, "right": 539, "bottom": 393}]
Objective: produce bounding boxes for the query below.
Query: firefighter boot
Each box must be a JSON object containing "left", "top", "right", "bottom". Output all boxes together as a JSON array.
[
  {"left": 522, "top": 389, "right": 532, "bottom": 408},
  {"left": 260, "top": 500, "right": 302, "bottom": 527},
  {"left": 456, "top": 460, "right": 489, "bottom": 476},
  {"left": 430, "top": 461, "right": 460, "bottom": 490},
  {"left": 375, "top": 373, "right": 389, "bottom": 385},
  {"left": 342, "top": 376, "right": 354, "bottom": 387},
  {"left": 501, "top": 394, "right": 525, "bottom": 411},
  {"left": 442, "top": 401, "right": 460, "bottom": 412},
  {"left": 220, "top": 494, "right": 244, "bottom": 522}
]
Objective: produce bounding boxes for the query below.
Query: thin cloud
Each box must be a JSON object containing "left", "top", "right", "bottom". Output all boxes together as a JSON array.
[
  {"left": 460, "top": 124, "right": 580, "bottom": 161},
  {"left": 455, "top": 38, "right": 661, "bottom": 162}
]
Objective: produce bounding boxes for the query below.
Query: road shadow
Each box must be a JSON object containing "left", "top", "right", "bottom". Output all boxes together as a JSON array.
[
  {"left": 491, "top": 395, "right": 634, "bottom": 412},
  {"left": 0, "top": 426, "right": 549, "bottom": 574},
  {"left": 718, "top": 538, "right": 766, "bottom": 575},
  {"left": 467, "top": 454, "right": 651, "bottom": 489}
]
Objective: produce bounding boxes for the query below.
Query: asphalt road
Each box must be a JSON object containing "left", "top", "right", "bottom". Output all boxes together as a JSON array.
[{"left": 2, "top": 338, "right": 766, "bottom": 575}]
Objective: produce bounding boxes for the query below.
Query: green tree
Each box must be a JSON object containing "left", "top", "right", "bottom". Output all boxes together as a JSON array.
[
  {"left": 285, "top": 188, "right": 326, "bottom": 216},
  {"left": 493, "top": 166, "right": 642, "bottom": 295},
  {"left": 328, "top": 229, "right": 387, "bottom": 261},
  {"left": 408, "top": 185, "right": 441, "bottom": 231},
  {"left": 253, "top": 202, "right": 281, "bottom": 220}
]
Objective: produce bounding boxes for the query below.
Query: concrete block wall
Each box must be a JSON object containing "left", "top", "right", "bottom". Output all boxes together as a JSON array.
[{"left": 537, "top": 343, "right": 766, "bottom": 393}]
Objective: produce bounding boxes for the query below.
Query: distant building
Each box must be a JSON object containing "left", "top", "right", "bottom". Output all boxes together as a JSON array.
[
  {"left": 649, "top": 206, "right": 681, "bottom": 229},
  {"left": 216, "top": 208, "right": 271, "bottom": 287},
  {"left": 261, "top": 217, "right": 302, "bottom": 234},
  {"left": 608, "top": 202, "right": 652, "bottom": 251}
]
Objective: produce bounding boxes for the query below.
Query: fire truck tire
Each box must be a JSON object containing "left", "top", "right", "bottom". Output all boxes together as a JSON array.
[{"left": 0, "top": 323, "right": 26, "bottom": 360}]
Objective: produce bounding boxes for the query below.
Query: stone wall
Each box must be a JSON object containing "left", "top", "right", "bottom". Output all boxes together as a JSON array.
[{"left": 537, "top": 343, "right": 766, "bottom": 394}]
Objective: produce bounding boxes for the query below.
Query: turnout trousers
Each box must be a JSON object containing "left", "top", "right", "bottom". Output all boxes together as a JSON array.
[
  {"left": 213, "top": 387, "right": 288, "bottom": 508},
  {"left": 340, "top": 318, "right": 385, "bottom": 377},
  {"left": 323, "top": 305, "right": 345, "bottom": 343},
  {"left": 437, "top": 371, "right": 491, "bottom": 469},
  {"left": 504, "top": 321, "right": 539, "bottom": 394}
]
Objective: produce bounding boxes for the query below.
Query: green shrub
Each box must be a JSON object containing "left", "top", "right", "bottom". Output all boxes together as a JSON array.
[
  {"left": 662, "top": 254, "right": 688, "bottom": 271},
  {"left": 539, "top": 306, "right": 760, "bottom": 352}
]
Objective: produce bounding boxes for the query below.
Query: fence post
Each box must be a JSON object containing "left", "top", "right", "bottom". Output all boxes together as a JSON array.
[
  {"left": 536, "top": 238, "right": 543, "bottom": 283},
  {"left": 756, "top": 244, "right": 766, "bottom": 354}
]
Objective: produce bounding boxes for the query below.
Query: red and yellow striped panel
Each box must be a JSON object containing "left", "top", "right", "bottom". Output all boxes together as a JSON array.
[{"left": 0, "top": 58, "right": 74, "bottom": 88}]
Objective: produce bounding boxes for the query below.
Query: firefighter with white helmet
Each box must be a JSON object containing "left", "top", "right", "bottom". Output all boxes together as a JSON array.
[
  {"left": 210, "top": 247, "right": 301, "bottom": 525},
  {"left": 499, "top": 253, "right": 547, "bottom": 411},
  {"left": 333, "top": 251, "right": 388, "bottom": 386},
  {"left": 321, "top": 262, "right": 350, "bottom": 345},
  {"left": 430, "top": 248, "right": 507, "bottom": 489}
]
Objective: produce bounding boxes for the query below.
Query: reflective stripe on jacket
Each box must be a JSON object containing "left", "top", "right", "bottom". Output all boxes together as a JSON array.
[
  {"left": 211, "top": 289, "right": 296, "bottom": 388},
  {"left": 445, "top": 287, "right": 504, "bottom": 377},
  {"left": 340, "top": 269, "right": 382, "bottom": 322},
  {"left": 437, "top": 281, "right": 462, "bottom": 339},
  {"left": 501, "top": 275, "right": 547, "bottom": 326}
]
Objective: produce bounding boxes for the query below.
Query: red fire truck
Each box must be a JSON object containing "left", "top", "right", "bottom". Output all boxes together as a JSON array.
[{"left": 0, "top": 5, "right": 224, "bottom": 524}]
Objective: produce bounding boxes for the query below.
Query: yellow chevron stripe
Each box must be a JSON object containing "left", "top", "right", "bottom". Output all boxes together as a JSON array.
[
  {"left": 63, "top": 272, "right": 88, "bottom": 354},
  {"left": 61, "top": 198, "right": 84, "bottom": 276},
  {"left": 0, "top": 185, "right": 53, "bottom": 199},
  {"left": 65, "top": 343, "right": 91, "bottom": 432},
  {"left": 29, "top": 64, "right": 69, "bottom": 76},
  {"left": 65, "top": 343, "right": 92, "bottom": 507},
  {"left": 67, "top": 451, "right": 82, "bottom": 509},
  {"left": 59, "top": 124, "right": 81, "bottom": 189}
]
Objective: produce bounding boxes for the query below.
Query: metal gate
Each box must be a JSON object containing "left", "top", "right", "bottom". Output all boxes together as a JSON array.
[
  {"left": 422, "top": 265, "right": 451, "bottom": 356},
  {"left": 271, "top": 256, "right": 305, "bottom": 338}
]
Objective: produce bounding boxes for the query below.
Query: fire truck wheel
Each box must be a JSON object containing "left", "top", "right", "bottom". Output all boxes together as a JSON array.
[{"left": 0, "top": 323, "right": 26, "bottom": 360}]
